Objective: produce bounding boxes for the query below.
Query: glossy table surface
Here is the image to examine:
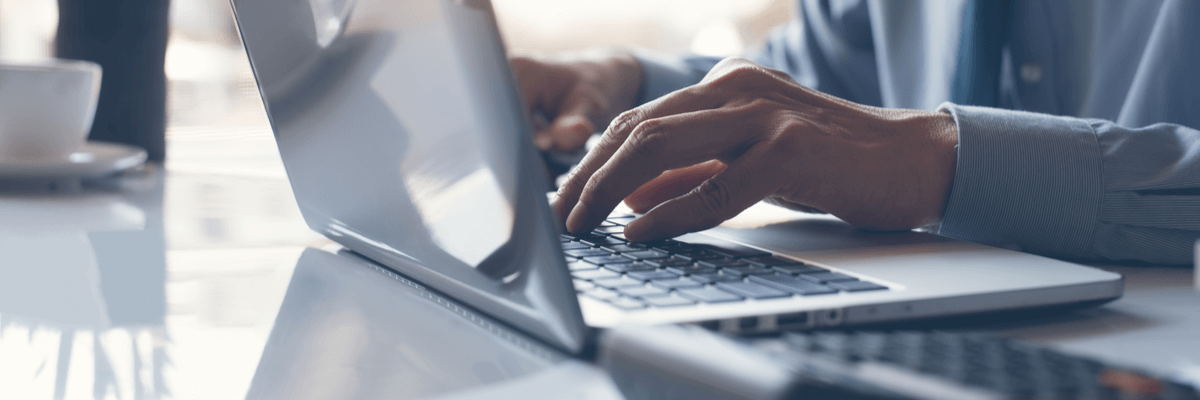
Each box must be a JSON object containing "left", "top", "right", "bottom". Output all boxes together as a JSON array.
[{"left": 1, "top": 127, "right": 1197, "bottom": 399}]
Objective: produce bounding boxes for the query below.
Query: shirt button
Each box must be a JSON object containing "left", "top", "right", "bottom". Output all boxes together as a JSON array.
[{"left": 1020, "top": 62, "right": 1042, "bottom": 84}]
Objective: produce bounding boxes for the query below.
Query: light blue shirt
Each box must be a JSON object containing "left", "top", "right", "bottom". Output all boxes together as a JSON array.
[{"left": 633, "top": 0, "right": 1200, "bottom": 264}]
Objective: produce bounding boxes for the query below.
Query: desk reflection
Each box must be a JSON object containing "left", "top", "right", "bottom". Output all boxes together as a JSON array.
[
  {"left": 246, "top": 247, "right": 567, "bottom": 400},
  {"left": 0, "top": 171, "right": 167, "bottom": 399}
]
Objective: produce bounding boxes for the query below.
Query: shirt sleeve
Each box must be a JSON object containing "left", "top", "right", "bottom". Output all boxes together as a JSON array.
[
  {"left": 937, "top": 103, "right": 1200, "bottom": 265},
  {"left": 632, "top": 0, "right": 880, "bottom": 106}
]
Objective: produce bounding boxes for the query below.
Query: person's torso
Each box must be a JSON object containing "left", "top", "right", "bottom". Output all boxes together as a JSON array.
[{"left": 856, "top": 0, "right": 1199, "bottom": 127}]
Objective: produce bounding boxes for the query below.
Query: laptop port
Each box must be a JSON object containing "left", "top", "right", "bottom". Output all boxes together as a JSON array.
[
  {"left": 815, "top": 308, "right": 844, "bottom": 327},
  {"left": 738, "top": 316, "right": 758, "bottom": 331},
  {"left": 697, "top": 320, "right": 720, "bottom": 331},
  {"left": 775, "top": 312, "right": 808, "bottom": 329}
]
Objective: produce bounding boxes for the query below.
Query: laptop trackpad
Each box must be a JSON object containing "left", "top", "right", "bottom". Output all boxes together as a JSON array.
[{"left": 697, "top": 204, "right": 964, "bottom": 257}]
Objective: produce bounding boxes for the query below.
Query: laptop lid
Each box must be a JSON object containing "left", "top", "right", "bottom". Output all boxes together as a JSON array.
[{"left": 230, "top": 0, "right": 588, "bottom": 353}]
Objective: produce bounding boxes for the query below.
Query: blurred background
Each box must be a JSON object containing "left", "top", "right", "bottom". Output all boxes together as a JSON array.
[
  {"left": 0, "top": 0, "right": 793, "bottom": 130},
  {"left": 0, "top": 1, "right": 793, "bottom": 399}
]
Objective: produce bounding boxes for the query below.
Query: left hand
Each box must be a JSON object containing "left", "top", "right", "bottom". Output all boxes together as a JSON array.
[{"left": 552, "top": 57, "right": 960, "bottom": 242}]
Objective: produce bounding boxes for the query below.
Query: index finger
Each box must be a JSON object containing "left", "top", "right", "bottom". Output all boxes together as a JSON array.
[
  {"left": 565, "top": 107, "right": 758, "bottom": 233},
  {"left": 550, "top": 85, "right": 718, "bottom": 226}
]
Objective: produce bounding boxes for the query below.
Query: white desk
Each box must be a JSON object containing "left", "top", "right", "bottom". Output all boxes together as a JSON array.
[{"left": 0, "top": 126, "right": 1196, "bottom": 399}]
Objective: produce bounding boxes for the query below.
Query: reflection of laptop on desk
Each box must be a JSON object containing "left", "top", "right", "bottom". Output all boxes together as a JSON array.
[{"left": 229, "top": 0, "right": 1122, "bottom": 354}]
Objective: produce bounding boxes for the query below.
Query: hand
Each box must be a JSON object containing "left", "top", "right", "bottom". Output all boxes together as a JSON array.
[
  {"left": 552, "top": 57, "right": 959, "bottom": 242},
  {"left": 510, "top": 52, "right": 643, "bottom": 153}
]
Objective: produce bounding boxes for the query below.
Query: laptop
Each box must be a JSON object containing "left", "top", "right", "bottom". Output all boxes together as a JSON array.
[{"left": 229, "top": 0, "right": 1122, "bottom": 354}]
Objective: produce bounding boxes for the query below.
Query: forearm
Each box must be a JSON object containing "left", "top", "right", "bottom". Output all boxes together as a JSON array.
[{"left": 937, "top": 104, "right": 1200, "bottom": 264}]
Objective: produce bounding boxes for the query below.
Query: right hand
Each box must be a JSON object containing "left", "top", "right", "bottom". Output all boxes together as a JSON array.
[{"left": 510, "top": 52, "right": 643, "bottom": 153}]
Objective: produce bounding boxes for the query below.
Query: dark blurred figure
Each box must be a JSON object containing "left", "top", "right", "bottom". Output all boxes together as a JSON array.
[{"left": 56, "top": 0, "right": 171, "bottom": 162}]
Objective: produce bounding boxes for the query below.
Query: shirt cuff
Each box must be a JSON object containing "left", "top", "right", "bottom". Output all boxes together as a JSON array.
[
  {"left": 936, "top": 103, "right": 1104, "bottom": 259},
  {"left": 631, "top": 51, "right": 707, "bottom": 105}
]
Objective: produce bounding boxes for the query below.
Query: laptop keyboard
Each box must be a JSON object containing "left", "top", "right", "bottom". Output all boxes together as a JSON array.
[
  {"left": 759, "top": 331, "right": 1200, "bottom": 400},
  {"left": 564, "top": 215, "right": 889, "bottom": 310}
]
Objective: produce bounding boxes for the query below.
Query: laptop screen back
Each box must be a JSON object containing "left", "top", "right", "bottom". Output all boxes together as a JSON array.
[{"left": 231, "top": 0, "right": 587, "bottom": 352}]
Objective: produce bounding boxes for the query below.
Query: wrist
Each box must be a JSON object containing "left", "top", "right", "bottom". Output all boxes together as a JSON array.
[{"left": 923, "top": 110, "right": 960, "bottom": 226}]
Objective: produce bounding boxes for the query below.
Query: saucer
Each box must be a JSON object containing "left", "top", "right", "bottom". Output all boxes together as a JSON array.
[{"left": 0, "top": 141, "right": 147, "bottom": 179}]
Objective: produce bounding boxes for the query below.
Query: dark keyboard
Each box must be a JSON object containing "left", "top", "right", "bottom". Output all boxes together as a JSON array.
[
  {"left": 600, "top": 325, "right": 1200, "bottom": 400},
  {"left": 755, "top": 330, "right": 1200, "bottom": 400},
  {"left": 564, "top": 215, "right": 888, "bottom": 310}
]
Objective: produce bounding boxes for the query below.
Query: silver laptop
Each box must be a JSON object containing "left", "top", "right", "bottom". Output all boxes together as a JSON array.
[{"left": 229, "top": 0, "right": 1122, "bottom": 354}]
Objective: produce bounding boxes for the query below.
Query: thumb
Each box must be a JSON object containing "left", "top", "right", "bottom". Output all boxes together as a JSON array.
[
  {"left": 548, "top": 114, "right": 595, "bottom": 152},
  {"left": 542, "top": 89, "right": 601, "bottom": 153}
]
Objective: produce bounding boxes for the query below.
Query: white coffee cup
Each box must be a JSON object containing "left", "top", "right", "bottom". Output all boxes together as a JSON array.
[{"left": 0, "top": 59, "right": 102, "bottom": 161}]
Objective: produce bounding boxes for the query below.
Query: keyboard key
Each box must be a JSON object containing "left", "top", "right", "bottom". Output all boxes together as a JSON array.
[
  {"left": 581, "top": 236, "right": 626, "bottom": 247},
  {"left": 584, "top": 288, "right": 619, "bottom": 301},
  {"left": 773, "top": 265, "right": 827, "bottom": 275},
  {"left": 749, "top": 274, "right": 838, "bottom": 295},
  {"left": 593, "top": 277, "right": 647, "bottom": 290},
  {"left": 626, "top": 270, "right": 679, "bottom": 281},
  {"left": 618, "top": 285, "right": 670, "bottom": 298},
  {"left": 689, "top": 273, "right": 743, "bottom": 284},
  {"left": 561, "top": 242, "right": 592, "bottom": 251},
  {"left": 565, "top": 248, "right": 610, "bottom": 258},
  {"left": 643, "top": 296, "right": 696, "bottom": 307},
  {"left": 715, "top": 281, "right": 792, "bottom": 299},
  {"left": 621, "top": 250, "right": 671, "bottom": 260},
  {"left": 670, "top": 248, "right": 723, "bottom": 261},
  {"left": 677, "top": 287, "right": 743, "bottom": 303},
  {"left": 697, "top": 258, "right": 749, "bottom": 268},
  {"left": 720, "top": 265, "right": 776, "bottom": 276},
  {"left": 800, "top": 272, "right": 859, "bottom": 283},
  {"left": 595, "top": 225, "right": 625, "bottom": 234},
  {"left": 646, "top": 257, "right": 696, "bottom": 268},
  {"left": 606, "top": 215, "right": 637, "bottom": 225},
  {"left": 648, "top": 241, "right": 690, "bottom": 252},
  {"left": 650, "top": 279, "right": 705, "bottom": 290},
  {"left": 603, "top": 243, "right": 647, "bottom": 253},
  {"left": 603, "top": 262, "right": 658, "bottom": 273},
  {"left": 828, "top": 280, "right": 888, "bottom": 292},
  {"left": 559, "top": 234, "right": 574, "bottom": 242},
  {"left": 583, "top": 255, "right": 636, "bottom": 266},
  {"left": 743, "top": 255, "right": 806, "bottom": 266},
  {"left": 566, "top": 261, "right": 597, "bottom": 271},
  {"left": 573, "top": 279, "right": 595, "bottom": 291},
  {"left": 573, "top": 268, "right": 619, "bottom": 280},
  {"left": 688, "top": 242, "right": 769, "bottom": 258},
  {"left": 608, "top": 297, "right": 646, "bottom": 310},
  {"left": 664, "top": 265, "right": 717, "bottom": 276}
]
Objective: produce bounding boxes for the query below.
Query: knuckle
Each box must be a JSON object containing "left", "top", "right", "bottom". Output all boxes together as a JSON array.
[
  {"left": 717, "top": 64, "right": 765, "bottom": 86},
  {"left": 608, "top": 108, "right": 644, "bottom": 134},
  {"left": 712, "top": 56, "right": 752, "bottom": 71},
  {"left": 692, "top": 178, "right": 736, "bottom": 218},
  {"left": 626, "top": 120, "right": 669, "bottom": 159}
]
